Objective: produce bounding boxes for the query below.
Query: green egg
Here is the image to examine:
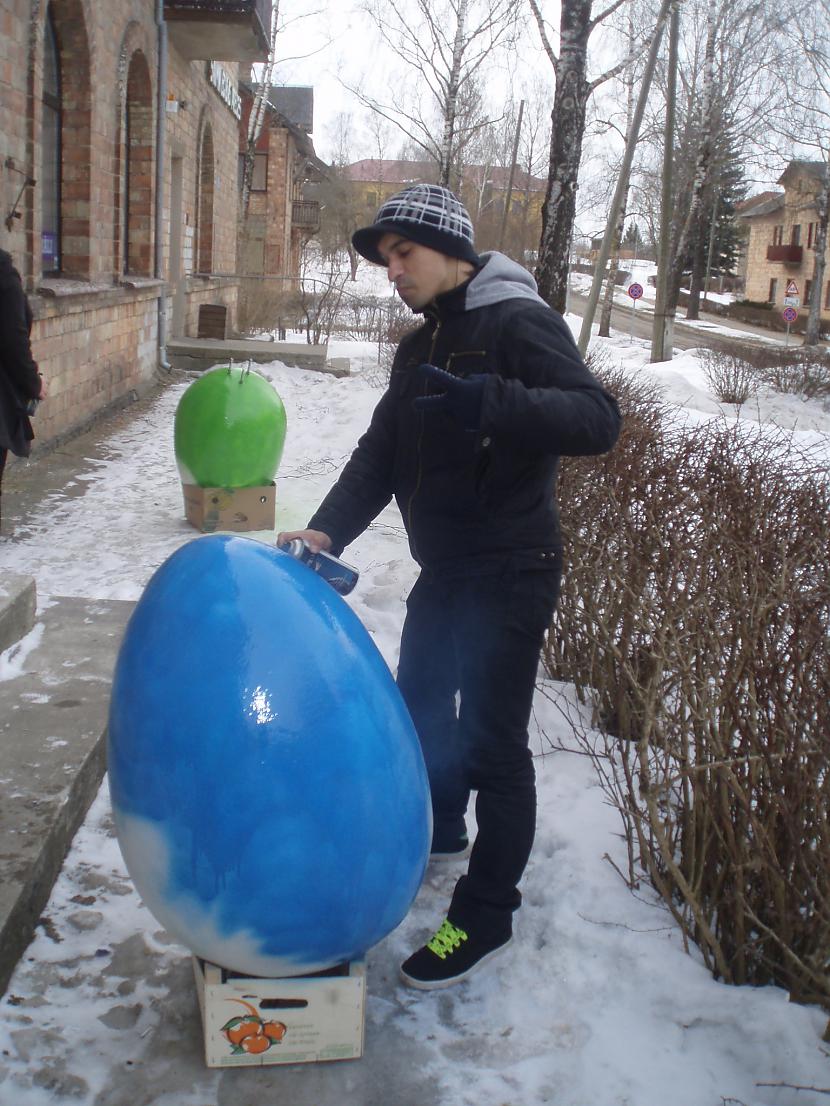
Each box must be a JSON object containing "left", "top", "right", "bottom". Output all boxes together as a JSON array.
[{"left": 174, "top": 366, "right": 287, "bottom": 488}]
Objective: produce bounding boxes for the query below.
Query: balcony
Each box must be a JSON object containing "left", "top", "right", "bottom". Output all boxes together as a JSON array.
[
  {"left": 292, "top": 200, "right": 320, "bottom": 232},
  {"left": 164, "top": 0, "right": 270, "bottom": 63},
  {"left": 766, "top": 243, "right": 803, "bottom": 265}
]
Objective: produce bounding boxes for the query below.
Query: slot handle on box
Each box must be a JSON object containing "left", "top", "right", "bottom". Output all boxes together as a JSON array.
[{"left": 259, "top": 998, "right": 310, "bottom": 1009}]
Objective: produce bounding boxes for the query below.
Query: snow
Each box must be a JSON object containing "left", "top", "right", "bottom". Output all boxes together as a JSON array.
[{"left": 0, "top": 317, "right": 828, "bottom": 1104}]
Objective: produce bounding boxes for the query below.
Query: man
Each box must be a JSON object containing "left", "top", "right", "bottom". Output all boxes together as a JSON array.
[
  {"left": 0, "top": 247, "right": 46, "bottom": 531},
  {"left": 278, "top": 183, "right": 621, "bottom": 990}
]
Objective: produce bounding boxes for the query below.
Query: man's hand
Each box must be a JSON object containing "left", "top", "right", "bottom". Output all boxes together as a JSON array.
[
  {"left": 413, "top": 363, "right": 486, "bottom": 432},
  {"left": 276, "top": 528, "right": 332, "bottom": 553}
]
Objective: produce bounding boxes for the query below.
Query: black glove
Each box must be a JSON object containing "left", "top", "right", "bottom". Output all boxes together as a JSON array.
[{"left": 413, "top": 363, "right": 487, "bottom": 431}]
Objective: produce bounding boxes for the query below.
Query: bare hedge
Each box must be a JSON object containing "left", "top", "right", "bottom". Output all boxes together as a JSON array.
[{"left": 546, "top": 357, "right": 830, "bottom": 1006}]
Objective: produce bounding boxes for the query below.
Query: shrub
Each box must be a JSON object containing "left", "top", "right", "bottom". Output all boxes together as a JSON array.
[
  {"left": 548, "top": 362, "right": 830, "bottom": 1006},
  {"left": 699, "top": 349, "right": 757, "bottom": 405},
  {"left": 754, "top": 349, "right": 830, "bottom": 399}
]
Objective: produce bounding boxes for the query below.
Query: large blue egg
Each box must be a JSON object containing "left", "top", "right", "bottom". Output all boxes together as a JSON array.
[{"left": 107, "top": 535, "right": 431, "bottom": 977}]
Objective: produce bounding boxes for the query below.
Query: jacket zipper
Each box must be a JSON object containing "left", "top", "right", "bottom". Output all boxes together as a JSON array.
[{"left": 406, "top": 315, "right": 442, "bottom": 565}]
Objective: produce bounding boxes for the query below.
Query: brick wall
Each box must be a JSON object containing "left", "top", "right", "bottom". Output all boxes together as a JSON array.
[{"left": 1, "top": 0, "right": 246, "bottom": 450}]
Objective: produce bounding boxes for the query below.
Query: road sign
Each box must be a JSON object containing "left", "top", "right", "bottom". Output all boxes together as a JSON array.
[
  {"left": 783, "top": 295, "right": 800, "bottom": 307},
  {"left": 782, "top": 306, "right": 798, "bottom": 324},
  {"left": 627, "top": 282, "right": 644, "bottom": 300},
  {"left": 785, "top": 280, "right": 799, "bottom": 296}
]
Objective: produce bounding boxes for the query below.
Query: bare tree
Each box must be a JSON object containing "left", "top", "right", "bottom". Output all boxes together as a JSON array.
[
  {"left": 240, "top": 2, "right": 328, "bottom": 221},
  {"left": 650, "top": 0, "right": 789, "bottom": 337},
  {"left": 355, "top": 0, "right": 523, "bottom": 187},
  {"left": 597, "top": 35, "right": 638, "bottom": 338},
  {"left": 316, "top": 113, "right": 365, "bottom": 280},
  {"left": 529, "top": 0, "right": 644, "bottom": 313}
]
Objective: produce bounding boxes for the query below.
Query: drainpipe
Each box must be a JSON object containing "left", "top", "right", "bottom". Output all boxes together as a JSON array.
[{"left": 155, "top": 0, "right": 172, "bottom": 370}]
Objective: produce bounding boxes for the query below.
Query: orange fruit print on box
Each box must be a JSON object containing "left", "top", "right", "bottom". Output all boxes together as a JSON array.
[{"left": 221, "top": 998, "right": 287, "bottom": 1055}]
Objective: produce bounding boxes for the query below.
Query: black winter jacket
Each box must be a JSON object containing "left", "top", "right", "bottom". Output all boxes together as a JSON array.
[
  {"left": 0, "top": 249, "right": 41, "bottom": 457},
  {"left": 309, "top": 252, "right": 621, "bottom": 575}
]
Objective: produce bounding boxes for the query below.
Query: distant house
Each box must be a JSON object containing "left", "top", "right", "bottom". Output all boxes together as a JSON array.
[
  {"left": 342, "top": 159, "right": 547, "bottom": 257},
  {"left": 238, "top": 84, "right": 327, "bottom": 281},
  {"left": 739, "top": 162, "right": 830, "bottom": 320}
]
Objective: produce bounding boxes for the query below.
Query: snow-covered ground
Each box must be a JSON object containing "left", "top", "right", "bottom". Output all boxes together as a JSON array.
[{"left": 0, "top": 315, "right": 828, "bottom": 1104}]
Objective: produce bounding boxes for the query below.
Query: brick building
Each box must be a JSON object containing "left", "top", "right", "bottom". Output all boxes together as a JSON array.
[
  {"left": 740, "top": 161, "right": 830, "bottom": 322},
  {"left": 343, "top": 159, "right": 547, "bottom": 258},
  {"left": 238, "top": 83, "right": 325, "bottom": 280},
  {"left": 0, "top": 0, "right": 269, "bottom": 449}
]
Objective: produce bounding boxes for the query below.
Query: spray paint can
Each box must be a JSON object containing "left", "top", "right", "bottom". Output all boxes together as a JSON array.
[{"left": 278, "top": 539, "right": 359, "bottom": 596}]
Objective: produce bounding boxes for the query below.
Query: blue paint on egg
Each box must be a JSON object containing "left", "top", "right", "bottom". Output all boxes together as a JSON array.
[{"left": 107, "top": 534, "right": 431, "bottom": 977}]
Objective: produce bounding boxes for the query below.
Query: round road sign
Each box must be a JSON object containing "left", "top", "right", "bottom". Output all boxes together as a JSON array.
[
  {"left": 782, "top": 306, "right": 798, "bottom": 324},
  {"left": 627, "top": 282, "right": 644, "bottom": 300}
]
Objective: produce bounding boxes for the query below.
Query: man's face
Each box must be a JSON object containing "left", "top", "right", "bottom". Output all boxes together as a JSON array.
[{"left": 377, "top": 233, "right": 470, "bottom": 310}]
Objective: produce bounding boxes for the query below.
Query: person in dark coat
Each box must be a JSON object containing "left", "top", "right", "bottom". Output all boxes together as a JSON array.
[
  {"left": 0, "top": 248, "right": 45, "bottom": 530},
  {"left": 278, "top": 184, "right": 622, "bottom": 990}
]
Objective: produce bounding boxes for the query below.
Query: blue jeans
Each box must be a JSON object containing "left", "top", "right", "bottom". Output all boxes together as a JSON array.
[{"left": 396, "top": 564, "right": 561, "bottom": 938}]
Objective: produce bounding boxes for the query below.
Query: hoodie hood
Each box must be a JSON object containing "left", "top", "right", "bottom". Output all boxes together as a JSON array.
[{"left": 464, "top": 251, "right": 549, "bottom": 312}]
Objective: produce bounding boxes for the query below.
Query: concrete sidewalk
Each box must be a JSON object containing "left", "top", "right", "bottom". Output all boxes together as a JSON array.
[
  {"left": 0, "top": 385, "right": 441, "bottom": 1105},
  {"left": 0, "top": 582, "right": 133, "bottom": 996},
  {"left": 0, "top": 394, "right": 150, "bottom": 996}
]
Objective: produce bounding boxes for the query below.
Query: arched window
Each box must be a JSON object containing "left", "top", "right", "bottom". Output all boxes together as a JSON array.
[
  {"left": 41, "top": 1, "right": 91, "bottom": 279},
  {"left": 41, "top": 8, "right": 61, "bottom": 273},
  {"left": 197, "top": 123, "right": 215, "bottom": 274},
  {"left": 124, "top": 51, "right": 153, "bottom": 276}
]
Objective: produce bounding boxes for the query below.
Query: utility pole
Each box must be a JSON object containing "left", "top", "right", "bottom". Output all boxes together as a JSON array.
[{"left": 650, "top": 0, "right": 680, "bottom": 363}]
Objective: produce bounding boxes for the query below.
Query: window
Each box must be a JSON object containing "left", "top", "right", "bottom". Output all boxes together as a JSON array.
[
  {"left": 41, "top": 1, "right": 91, "bottom": 279},
  {"left": 237, "top": 152, "right": 267, "bottom": 193},
  {"left": 41, "top": 8, "right": 61, "bottom": 273},
  {"left": 807, "top": 222, "right": 816, "bottom": 249},
  {"left": 251, "top": 152, "right": 267, "bottom": 191},
  {"left": 772, "top": 225, "right": 784, "bottom": 245},
  {"left": 123, "top": 51, "right": 153, "bottom": 276},
  {"left": 768, "top": 277, "right": 778, "bottom": 304},
  {"left": 825, "top": 280, "right": 830, "bottom": 310},
  {"left": 366, "top": 190, "right": 378, "bottom": 209},
  {"left": 197, "top": 122, "right": 215, "bottom": 273},
  {"left": 805, "top": 279, "right": 813, "bottom": 306},
  {"left": 791, "top": 224, "right": 801, "bottom": 246}
]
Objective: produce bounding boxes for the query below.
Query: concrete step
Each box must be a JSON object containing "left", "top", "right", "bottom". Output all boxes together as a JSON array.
[
  {"left": 0, "top": 573, "right": 37, "bottom": 656},
  {"left": 0, "top": 595, "right": 135, "bottom": 996},
  {"left": 166, "top": 337, "right": 349, "bottom": 375}
]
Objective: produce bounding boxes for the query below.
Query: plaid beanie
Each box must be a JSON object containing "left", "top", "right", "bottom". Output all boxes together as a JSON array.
[{"left": 352, "top": 184, "right": 479, "bottom": 266}]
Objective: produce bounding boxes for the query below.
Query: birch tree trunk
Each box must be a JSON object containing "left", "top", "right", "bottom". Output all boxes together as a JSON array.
[
  {"left": 666, "top": 0, "right": 716, "bottom": 315},
  {"left": 240, "top": 2, "right": 280, "bottom": 223},
  {"left": 439, "top": 0, "right": 469, "bottom": 186},
  {"left": 535, "top": 0, "right": 592, "bottom": 314},
  {"left": 597, "top": 194, "right": 628, "bottom": 337},
  {"left": 599, "top": 51, "right": 636, "bottom": 337}
]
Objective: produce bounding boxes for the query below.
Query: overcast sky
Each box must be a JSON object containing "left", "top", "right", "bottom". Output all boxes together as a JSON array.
[{"left": 269, "top": 0, "right": 554, "bottom": 164}]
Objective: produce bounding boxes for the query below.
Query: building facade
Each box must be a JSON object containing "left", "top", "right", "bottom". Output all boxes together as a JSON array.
[
  {"left": 343, "top": 159, "right": 546, "bottom": 260},
  {"left": 238, "top": 83, "right": 324, "bottom": 280},
  {"left": 1, "top": 0, "right": 269, "bottom": 449},
  {"left": 740, "top": 161, "right": 830, "bottom": 322}
]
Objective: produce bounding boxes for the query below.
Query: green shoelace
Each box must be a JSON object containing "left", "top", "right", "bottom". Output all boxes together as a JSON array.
[{"left": 426, "top": 919, "right": 469, "bottom": 960}]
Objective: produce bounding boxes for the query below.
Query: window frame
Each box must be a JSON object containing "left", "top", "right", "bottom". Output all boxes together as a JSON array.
[{"left": 41, "top": 7, "right": 62, "bottom": 275}]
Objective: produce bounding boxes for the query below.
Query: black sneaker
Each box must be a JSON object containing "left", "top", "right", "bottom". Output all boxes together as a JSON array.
[{"left": 399, "top": 919, "right": 513, "bottom": 990}]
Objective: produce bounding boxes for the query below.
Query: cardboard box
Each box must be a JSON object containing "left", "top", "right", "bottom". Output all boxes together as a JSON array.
[
  {"left": 192, "top": 956, "right": 366, "bottom": 1068},
  {"left": 182, "top": 483, "right": 276, "bottom": 533}
]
